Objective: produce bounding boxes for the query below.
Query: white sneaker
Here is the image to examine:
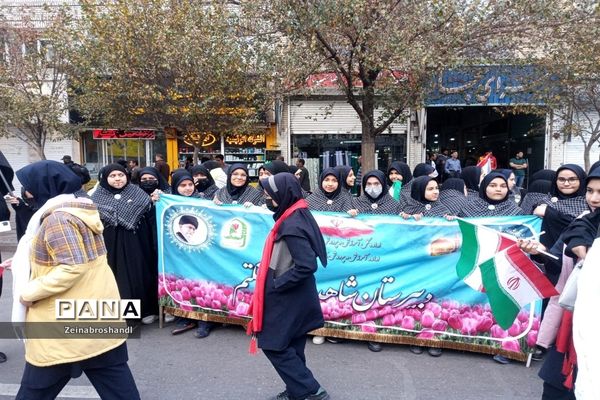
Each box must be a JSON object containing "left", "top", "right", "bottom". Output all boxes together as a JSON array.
[
  {"left": 312, "top": 336, "right": 325, "bottom": 345},
  {"left": 141, "top": 315, "right": 158, "bottom": 325},
  {"left": 164, "top": 314, "right": 176, "bottom": 323}
]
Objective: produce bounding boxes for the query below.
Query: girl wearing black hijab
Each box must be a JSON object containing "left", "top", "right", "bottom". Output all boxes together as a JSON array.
[
  {"left": 519, "top": 180, "right": 552, "bottom": 214},
  {"left": 306, "top": 168, "right": 356, "bottom": 214},
  {"left": 460, "top": 166, "right": 483, "bottom": 198},
  {"left": 248, "top": 173, "right": 329, "bottom": 400},
  {"left": 190, "top": 165, "right": 218, "bottom": 200},
  {"left": 91, "top": 164, "right": 158, "bottom": 324},
  {"left": 214, "top": 164, "right": 264, "bottom": 206},
  {"left": 335, "top": 165, "right": 356, "bottom": 193},
  {"left": 387, "top": 161, "right": 412, "bottom": 201},
  {"left": 459, "top": 172, "right": 524, "bottom": 217},
  {"left": 534, "top": 165, "right": 588, "bottom": 266},
  {"left": 401, "top": 176, "right": 454, "bottom": 220},
  {"left": 439, "top": 178, "right": 469, "bottom": 216},
  {"left": 353, "top": 170, "right": 401, "bottom": 215},
  {"left": 137, "top": 166, "right": 171, "bottom": 197}
]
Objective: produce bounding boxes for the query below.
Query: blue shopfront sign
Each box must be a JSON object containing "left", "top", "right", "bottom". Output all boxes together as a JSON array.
[{"left": 427, "top": 66, "right": 544, "bottom": 107}]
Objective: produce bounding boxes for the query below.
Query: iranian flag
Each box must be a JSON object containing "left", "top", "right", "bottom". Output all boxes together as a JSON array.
[
  {"left": 477, "top": 152, "right": 494, "bottom": 175},
  {"left": 479, "top": 245, "right": 558, "bottom": 329},
  {"left": 456, "top": 219, "right": 516, "bottom": 291}
]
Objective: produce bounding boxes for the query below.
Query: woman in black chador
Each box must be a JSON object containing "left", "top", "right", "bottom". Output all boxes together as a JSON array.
[
  {"left": 306, "top": 168, "right": 355, "bottom": 214},
  {"left": 459, "top": 172, "right": 524, "bottom": 217},
  {"left": 91, "top": 163, "right": 158, "bottom": 323},
  {"left": 247, "top": 173, "right": 330, "bottom": 400}
]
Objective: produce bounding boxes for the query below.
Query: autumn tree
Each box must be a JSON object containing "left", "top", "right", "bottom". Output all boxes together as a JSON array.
[
  {"left": 536, "top": 7, "right": 600, "bottom": 171},
  {"left": 242, "top": 0, "right": 595, "bottom": 171},
  {"left": 0, "top": 5, "right": 75, "bottom": 160},
  {"left": 67, "top": 0, "right": 268, "bottom": 158}
]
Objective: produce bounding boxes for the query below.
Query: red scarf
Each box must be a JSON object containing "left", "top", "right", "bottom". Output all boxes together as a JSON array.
[
  {"left": 556, "top": 310, "right": 577, "bottom": 389},
  {"left": 247, "top": 199, "right": 308, "bottom": 353}
]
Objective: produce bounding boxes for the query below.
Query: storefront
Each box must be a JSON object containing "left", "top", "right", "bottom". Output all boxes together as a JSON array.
[
  {"left": 280, "top": 97, "right": 408, "bottom": 190},
  {"left": 178, "top": 130, "right": 271, "bottom": 181},
  {"left": 425, "top": 66, "right": 549, "bottom": 184},
  {"left": 81, "top": 129, "right": 161, "bottom": 178}
]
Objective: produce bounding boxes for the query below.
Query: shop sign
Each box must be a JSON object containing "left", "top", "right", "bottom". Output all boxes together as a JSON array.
[
  {"left": 225, "top": 133, "right": 266, "bottom": 147},
  {"left": 427, "top": 66, "right": 545, "bottom": 106},
  {"left": 93, "top": 129, "right": 156, "bottom": 140}
]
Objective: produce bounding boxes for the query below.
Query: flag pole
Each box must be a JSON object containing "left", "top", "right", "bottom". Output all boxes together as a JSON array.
[
  {"left": 456, "top": 218, "right": 559, "bottom": 260},
  {"left": 0, "top": 168, "right": 15, "bottom": 197}
]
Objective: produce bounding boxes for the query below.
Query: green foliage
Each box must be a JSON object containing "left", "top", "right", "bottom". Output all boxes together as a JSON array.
[
  {"left": 242, "top": 0, "right": 598, "bottom": 169},
  {"left": 66, "top": 0, "right": 269, "bottom": 146},
  {"left": 0, "top": 7, "right": 77, "bottom": 159}
]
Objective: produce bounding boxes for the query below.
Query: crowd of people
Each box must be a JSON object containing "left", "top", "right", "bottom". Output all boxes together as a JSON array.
[{"left": 1, "top": 149, "right": 597, "bottom": 399}]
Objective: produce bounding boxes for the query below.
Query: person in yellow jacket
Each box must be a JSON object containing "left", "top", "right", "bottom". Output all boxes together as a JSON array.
[{"left": 9, "top": 160, "right": 140, "bottom": 400}]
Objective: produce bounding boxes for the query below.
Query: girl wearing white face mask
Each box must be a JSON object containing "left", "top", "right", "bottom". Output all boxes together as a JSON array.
[{"left": 352, "top": 170, "right": 401, "bottom": 215}]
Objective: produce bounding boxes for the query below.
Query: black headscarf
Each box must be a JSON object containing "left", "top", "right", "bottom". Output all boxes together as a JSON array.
[
  {"left": 528, "top": 179, "right": 552, "bottom": 194},
  {"left": 461, "top": 166, "right": 482, "bottom": 192},
  {"left": 479, "top": 172, "right": 509, "bottom": 204},
  {"left": 226, "top": 164, "right": 250, "bottom": 200},
  {"left": 589, "top": 161, "right": 600, "bottom": 174},
  {"left": 190, "top": 164, "right": 215, "bottom": 192},
  {"left": 438, "top": 178, "right": 468, "bottom": 216},
  {"left": 586, "top": 167, "right": 600, "bottom": 185},
  {"left": 202, "top": 160, "right": 221, "bottom": 171},
  {"left": 413, "top": 163, "right": 435, "bottom": 178},
  {"left": 410, "top": 176, "right": 436, "bottom": 204},
  {"left": 260, "top": 173, "right": 327, "bottom": 266},
  {"left": 263, "top": 160, "right": 289, "bottom": 176},
  {"left": 138, "top": 166, "right": 170, "bottom": 194},
  {"left": 335, "top": 165, "right": 353, "bottom": 190},
  {"left": 519, "top": 180, "right": 552, "bottom": 214},
  {"left": 530, "top": 169, "right": 556, "bottom": 184},
  {"left": 362, "top": 170, "right": 388, "bottom": 202},
  {"left": 16, "top": 160, "right": 83, "bottom": 208},
  {"left": 495, "top": 169, "right": 514, "bottom": 180},
  {"left": 99, "top": 164, "right": 129, "bottom": 194},
  {"left": 551, "top": 164, "right": 587, "bottom": 199},
  {"left": 319, "top": 168, "right": 342, "bottom": 199},
  {"left": 171, "top": 169, "right": 195, "bottom": 196},
  {"left": 441, "top": 178, "right": 465, "bottom": 194},
  {"left": 387, "top": 161, "right": 412, "bottom": 185}
]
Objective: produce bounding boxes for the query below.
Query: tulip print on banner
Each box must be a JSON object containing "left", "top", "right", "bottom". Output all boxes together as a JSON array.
[{"left": 156, "top": 194, "right": 542, "bottom": 361}]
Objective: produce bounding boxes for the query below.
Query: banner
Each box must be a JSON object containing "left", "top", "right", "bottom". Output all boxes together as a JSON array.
[{"left": 157, "top": 195, "right": 542, "bottom": 361}]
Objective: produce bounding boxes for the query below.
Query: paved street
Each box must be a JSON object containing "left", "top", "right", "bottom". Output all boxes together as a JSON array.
[{"left": 0, "top": 249, "right": 544, "bottom": 400}]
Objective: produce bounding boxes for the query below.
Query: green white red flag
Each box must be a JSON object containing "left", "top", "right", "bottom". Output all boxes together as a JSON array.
[
  {"left": 456, "top": 219, "right": 516, "bottom": 291},
  {"left": 479, "top": 245, "right": 558, "bottom": 329}
]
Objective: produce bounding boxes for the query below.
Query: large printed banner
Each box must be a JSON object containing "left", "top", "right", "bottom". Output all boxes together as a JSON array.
[{"left": 157, "top": 195, "right": 542, "bottom": 361}]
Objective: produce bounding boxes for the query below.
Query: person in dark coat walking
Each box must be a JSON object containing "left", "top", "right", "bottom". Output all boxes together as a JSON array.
[{"left": 248, "top": 173, "right": 330, "bottom": 400}]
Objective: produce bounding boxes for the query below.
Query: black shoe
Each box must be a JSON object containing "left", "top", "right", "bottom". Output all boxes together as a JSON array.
[
  {"left": 409, "top": 345, "right": 424, "bottom": 355},
  {"left": 427, "top": 347, "right": 443, "bottom": 357},
  {"left": 194, "top": 321, "right": 212, "bottom": 338},
  {"left": 325, "top": 337, "right": 344, "bottom": 344},
  {"left": 269, "top": 390, "right": 290, "bottom": 400},
  {"left": 493, "top": 354, "right": 510, "bottom": 364},
  {"left": 367, "top": 341, "right": 382, "bottom": 352},
  {"left": 171, "top": 319, "right": 196, "bottom": 335},
  {"left": 0, "top": 352, "right": 6, "bottom": 363},
  {"left": 305, "top": 387, "right": 330, "bottom": 400},
  {"left": 532, "top": 347, "right": 546, "bottom": 361}
]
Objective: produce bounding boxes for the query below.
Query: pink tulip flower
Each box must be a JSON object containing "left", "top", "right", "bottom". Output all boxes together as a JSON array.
[{"left": 501, "top": 340, "right": 521, "bottom": 353}]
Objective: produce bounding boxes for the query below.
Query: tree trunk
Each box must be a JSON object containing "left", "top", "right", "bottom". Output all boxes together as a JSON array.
[
  {"left": 32, "top": 140, "right": 46, "bottom": 161},
  {"left": 584, "top": 141, "right": 595, "bottom": 172},
  {"left": 360, "top": 85, "right": 376, "bottom": 172},
  {"left": 193, "top": 145, "right": 199, "bottom": 165}
]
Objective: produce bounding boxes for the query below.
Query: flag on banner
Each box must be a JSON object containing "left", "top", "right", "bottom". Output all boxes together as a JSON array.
[
  {"left": 456, "top": 219, "right": 516, "bottom": 291},
  {"left": 480, "top": 245, "right": 558, "bottom": 329},
  {"left": 477, "top": 152, "right": 495, "bottom": 175}
]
